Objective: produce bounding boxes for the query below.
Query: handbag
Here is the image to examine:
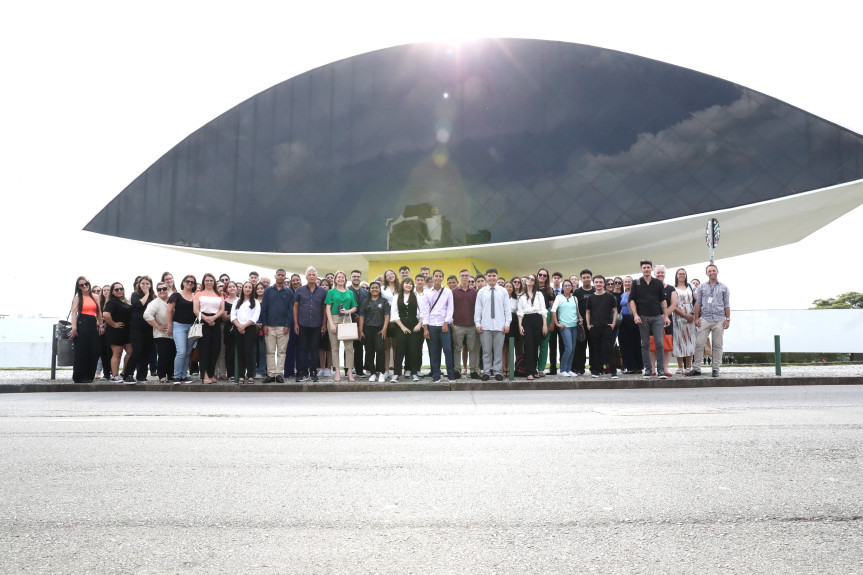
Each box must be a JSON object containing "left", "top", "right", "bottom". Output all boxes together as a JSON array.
[
  {"left": 337, "top": 313, "right": 358, "bottom": 341},
  {"left": 188, "top": 313, "right": 203, "bottom": 340}
]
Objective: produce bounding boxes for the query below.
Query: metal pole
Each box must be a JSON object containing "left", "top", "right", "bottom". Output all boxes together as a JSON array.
[
  {"left": 774, "top": 335, "right": 781, "bottom": 376},
  {"left": 51, "top": 323, "right": 58, "bottom": 380}
]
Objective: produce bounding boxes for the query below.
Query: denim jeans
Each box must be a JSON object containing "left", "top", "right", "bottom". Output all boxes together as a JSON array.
[
  {"left": 558, "top": 325, "right": 578, "bottom": 373},
  {"left": 637, "top": 315, "right": 665, "bottom": 374},
  {"left": 426, "top": 325, "right": 454, "bottom": 381},
  {"left": 172, "top": 322, "right": 192, "bottom": 379}
]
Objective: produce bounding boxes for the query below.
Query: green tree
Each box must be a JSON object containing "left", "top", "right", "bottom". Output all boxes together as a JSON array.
[{"left": 810, "top": 292, "right": 863, "bottom": 309}]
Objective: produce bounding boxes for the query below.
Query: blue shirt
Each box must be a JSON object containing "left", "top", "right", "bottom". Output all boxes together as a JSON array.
[
  {"left": 260, "top": 284, "right": 295, "bottom": 328},
  {"left": 294, "top": 284, "right": 327, "bottom": 328}
]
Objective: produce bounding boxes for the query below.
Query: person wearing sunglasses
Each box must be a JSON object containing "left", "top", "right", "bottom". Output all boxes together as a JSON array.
[
  {"left": 123, "top": 275, "right": 156, "bottom": 383},
  {"left": 166, "top": 274, "right": 197, "bottom": 383},
  {"left": 103, "top": 282, "right": 133, "bottom": 383},
  {"left": 69, "top": 276, "right": 103, "bottom": 383},
  {"left": 143, "top": 281, "right": 176, "bottom": 383}
]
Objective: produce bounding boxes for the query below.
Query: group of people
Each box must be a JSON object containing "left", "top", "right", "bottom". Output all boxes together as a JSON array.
[{"left": 67, "top": 261, "right": 730, "bottom": 384}]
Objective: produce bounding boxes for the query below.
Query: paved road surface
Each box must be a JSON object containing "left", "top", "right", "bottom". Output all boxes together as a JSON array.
[{"left": 1, "top": 386, "right": 861, "bottom": 574}]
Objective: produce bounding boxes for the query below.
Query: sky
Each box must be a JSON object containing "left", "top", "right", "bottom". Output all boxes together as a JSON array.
[{"left": 1, "top": 1, "right": 861, "bottom": 317}]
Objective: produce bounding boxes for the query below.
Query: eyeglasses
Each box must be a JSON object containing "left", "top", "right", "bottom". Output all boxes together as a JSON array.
[
  {"left": 614, "top": 281, "right": 623, "bottom": 285},
  {"left": 157, "top": 287, "right": 168, "bottom": 292},
  {"left": 113, "top": 287, "right": 124, "bottom": 292},
  {"left": 184, "top": 279, "right": 195, "bottom": 284},
  {"left": 538, "top": 273, "right": 547, "bottom": 277},
  {"left": 77, "top": 282, "right": 89, "bottom": 288}
]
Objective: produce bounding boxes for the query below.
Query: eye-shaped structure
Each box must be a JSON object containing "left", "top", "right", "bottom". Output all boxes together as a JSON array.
[{"left": 86, "top": 38, "right": 863, "bottom": 275}]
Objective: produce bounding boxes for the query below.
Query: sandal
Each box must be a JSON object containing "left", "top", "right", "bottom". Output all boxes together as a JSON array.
[
  {"left": 527, "top": 375, "right": 534, "bottom": 381},
  {"left": 536, "top": 372, "right": 545, "bottom": 378}
]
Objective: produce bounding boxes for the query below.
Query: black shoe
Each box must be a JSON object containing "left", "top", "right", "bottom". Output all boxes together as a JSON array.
[
  {"left": 311, "top": 374, "right": 318, "bottom": 382},
  {"left": 453, "top": 372, "right": 462, "bottom": 379},
  {"left": 123, "top": 374, "right": 135, "bottom": 383},
  {"left": 481, "top": 373, "right": 490, "bottom": 381},
  {"left": 263, "top": 376, "right": 275, "bottom": 383},
  {"left": 495, "top": 374, "right": 503, "bottom": 381},
  {"left": 549, "top": 370, "right": 557, "bottom": 376},
  {"left": 470, "top": 372, "right": 480, "bottom": 380},
  {"left": 685, "top": 370, "right": 702, "bottom": 377},
  {"left": 275, "top": 375, "right": 284, "bottom": 383},
  {"left": 712, "top": 369, "right": 720, "bottom": 377}
]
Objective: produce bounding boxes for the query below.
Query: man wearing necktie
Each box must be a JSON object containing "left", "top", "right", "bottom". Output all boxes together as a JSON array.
[{"left": 474, "top": 268, "right": 511, "bottom": 381}]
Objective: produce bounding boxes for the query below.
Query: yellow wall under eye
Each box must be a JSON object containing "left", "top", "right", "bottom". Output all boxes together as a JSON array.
[{"left": 367, "top": 257, "right": 513, "bottom": 283}]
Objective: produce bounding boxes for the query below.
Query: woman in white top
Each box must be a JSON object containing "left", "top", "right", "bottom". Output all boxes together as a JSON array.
[
  {"left": 381, "top": 269, "right": 400, "bottom": 377},
  {"left": 193, "top": 273, "right": 225, "bottom": 384},
  {"left": 550, "top": 279, "right": 581, "bottom": 377},
  {"left": 390, "top": 277, "right": 423, "bottom": 381},
  {"left": 143, "top": 281, "right": 176, "bottom": 383},
  {"left": 517, "top": 274, "right": 548, "bottom": 380},
  {"left": 231, "top": 282, "right": 261, "bottom": 384}
]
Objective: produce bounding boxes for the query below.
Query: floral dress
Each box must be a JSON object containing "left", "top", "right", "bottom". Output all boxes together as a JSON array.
[{"left": 673, "top": 287, "right": 695, "bottom": 357}]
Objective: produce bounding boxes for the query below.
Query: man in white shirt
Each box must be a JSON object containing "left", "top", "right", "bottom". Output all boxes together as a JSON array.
[
  {"left": 422, "top": 269, "right": 455, "bottom": 383},
  {"left": 474, "top": 268, "right": 510, "bottom": 381}
]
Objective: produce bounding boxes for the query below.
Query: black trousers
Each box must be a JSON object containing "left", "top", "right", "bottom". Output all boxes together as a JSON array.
[
  {"left": 393, "top": 317, "right": 422, "bottom": 375},
  {"left": 362, "top": 325, "right": 386, "bottom": 374},
  {"left": 223, "top": 323, "right": 235, "bottom": 379},
  {"left": 198, "top": 314, "right": 221, "bottom": 377},
  {"left": 521, "top": 313, "right": 543, "bottom": 377},
  {"left": 353, "top": 321, "right": 365, "bottom": 374},
  {"left": 100, "top": 331, "right": 112, "bottom": 377},
  {"left": 72, "top": 315, "right": 100, "bottom": 382},
  {"left": 236, "top": 328, "right": 258, "bottom": 379},
  {"left": 154, "top": 337, "right": 176, "bottom": 380},
  {"left": 548, "top": 324, "right": 565, "bottom": 373},
  {"left": 619, "top": 314, "right": 643, "bottom": 372},
  {"left": 574, "top": 322, "right": 590, "bottom": 374},
  {"left": 124, "top": 323, "right": 153, "bottom": 380},
  {"left": 589, "top": 323, "right": 617, "bottom": 375},
  {"left": 297, "top": 324, "right": 322, "bottom": 377}
]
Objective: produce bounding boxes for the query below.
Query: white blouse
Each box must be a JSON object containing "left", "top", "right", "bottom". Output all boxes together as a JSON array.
[
  {"left": 390, "top": 293, "right": 423, "bottom": 324},
  {"left": 231, "top": 299, "right": 261, "bottom": 326},
  {"left": 517, "top": 291, "right": 547, "bottom": 318}
]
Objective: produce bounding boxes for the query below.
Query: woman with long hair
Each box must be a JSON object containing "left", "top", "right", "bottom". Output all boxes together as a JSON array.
[
  {"left": 517, "top": 274, "right": 548, "bottom": 381},
  {"left": 193, "top": 273, "right": 225, "bottom": 384},
  {"left": 391, "top": 277, "right": 423, "bottom": 382},
  {"left": 254, "top": 281, "right": 267, "bottom": 379},
  {"left": 550, "top": 279, "right": 580, "bottom": 377},
  {"left": 381, "top": 269, "right": 400, "bottom": 379},
  {"left": 359, "top": 281, "right": 389, "bottom": 382},
  {"left": 672, "top": 268, "right": 696, "bottom": 373},
  {"left": 103, "top": 282, "right": 133, "bottom": 383},
  {"left": 161, "top": 272, "right": 176, "bottom": 296},
  {"left": 90, "top": 284, "right": 105, "bottom": 379},
  {"left": 510, "top": 276, "right": 523, "bottom": 296},
  {"left": 325, "top": 271, "right": 358, "bottom": 383},
  {"left": 69, "top": 276, "right": 103, "bottom": 383},
  {"left": 318, "top": 278, "right": 333, "bottom": 377},
  {"left": 166, "top": 274, "right": 196, "bottom": 383},
  {"left": 231, "top": 282, "right": 260, "bottom": 384},
  {"left": 535, "top": 268, "right": 555, "bottom": 375},
  {"left": 123, "top": 275, "right": 156, "bottom": 382},
  {"left": 98, "top": 284, "right": 112, "bottom": 379},
  {"left": 219, "top": 281, "right": 239, "bottom": 381}
]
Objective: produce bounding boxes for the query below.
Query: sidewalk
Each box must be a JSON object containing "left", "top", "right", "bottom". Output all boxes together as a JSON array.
[{"left": 2, "top": 365, "right": 862, "bottom": 393}]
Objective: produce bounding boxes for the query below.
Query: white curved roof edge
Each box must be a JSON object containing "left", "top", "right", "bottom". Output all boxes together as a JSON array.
[{"left": 137, "top": 179, "right": 863, "bottom": 276}]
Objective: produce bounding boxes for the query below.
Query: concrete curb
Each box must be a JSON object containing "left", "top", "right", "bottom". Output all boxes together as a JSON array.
[{"left": 1, "top": 376, "right": 862, "bottom": 393}]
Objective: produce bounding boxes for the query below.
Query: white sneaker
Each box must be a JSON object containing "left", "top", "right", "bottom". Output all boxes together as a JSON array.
[
  {"left": 560, "top": 371, "right": 570, "bottom": 377},
  {"left": 404, "top": 370, "right": 411, "bottom": 377},
  {"left": 369, "top": 374, "right": 377, "bottom": 382},
  {"left": 391, "top": 375, "right": 399, "bottom": 383},
  {"left": 412, "top": 374, "right": 419, "bottom": 382},
  {"left": 110, "top": 375, "right": 124, "bottom": 382}
]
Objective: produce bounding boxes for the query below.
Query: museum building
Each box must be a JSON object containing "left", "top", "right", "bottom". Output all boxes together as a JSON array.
[{"left": 85, "top": 38, "right": 863, "bottom": 278}]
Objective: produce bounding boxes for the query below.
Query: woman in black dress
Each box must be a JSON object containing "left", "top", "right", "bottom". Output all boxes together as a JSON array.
[
  {"left": 103, "top": 282, "right": 132, "bottom": 383},
  {"left": 69, "top": 276, "right": 103, "bottom": 383},
  {"left": 124, "top": 275, "right": 155, "bottom": 382}
]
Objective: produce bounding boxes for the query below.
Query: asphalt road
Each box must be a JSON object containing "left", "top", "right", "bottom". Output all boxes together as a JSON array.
[{"left": 1, "top": 386, "right": 861, "bottom": 574}]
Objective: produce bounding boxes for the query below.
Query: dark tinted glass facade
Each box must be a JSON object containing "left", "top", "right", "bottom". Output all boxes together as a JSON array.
[{"left": 86, "top": 38, "right": 863, "bottom": 253}]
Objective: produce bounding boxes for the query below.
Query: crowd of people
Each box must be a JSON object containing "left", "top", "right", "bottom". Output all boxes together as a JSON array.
[{"left": 67, "top": 261, "right": 731, "bottom": 384}]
